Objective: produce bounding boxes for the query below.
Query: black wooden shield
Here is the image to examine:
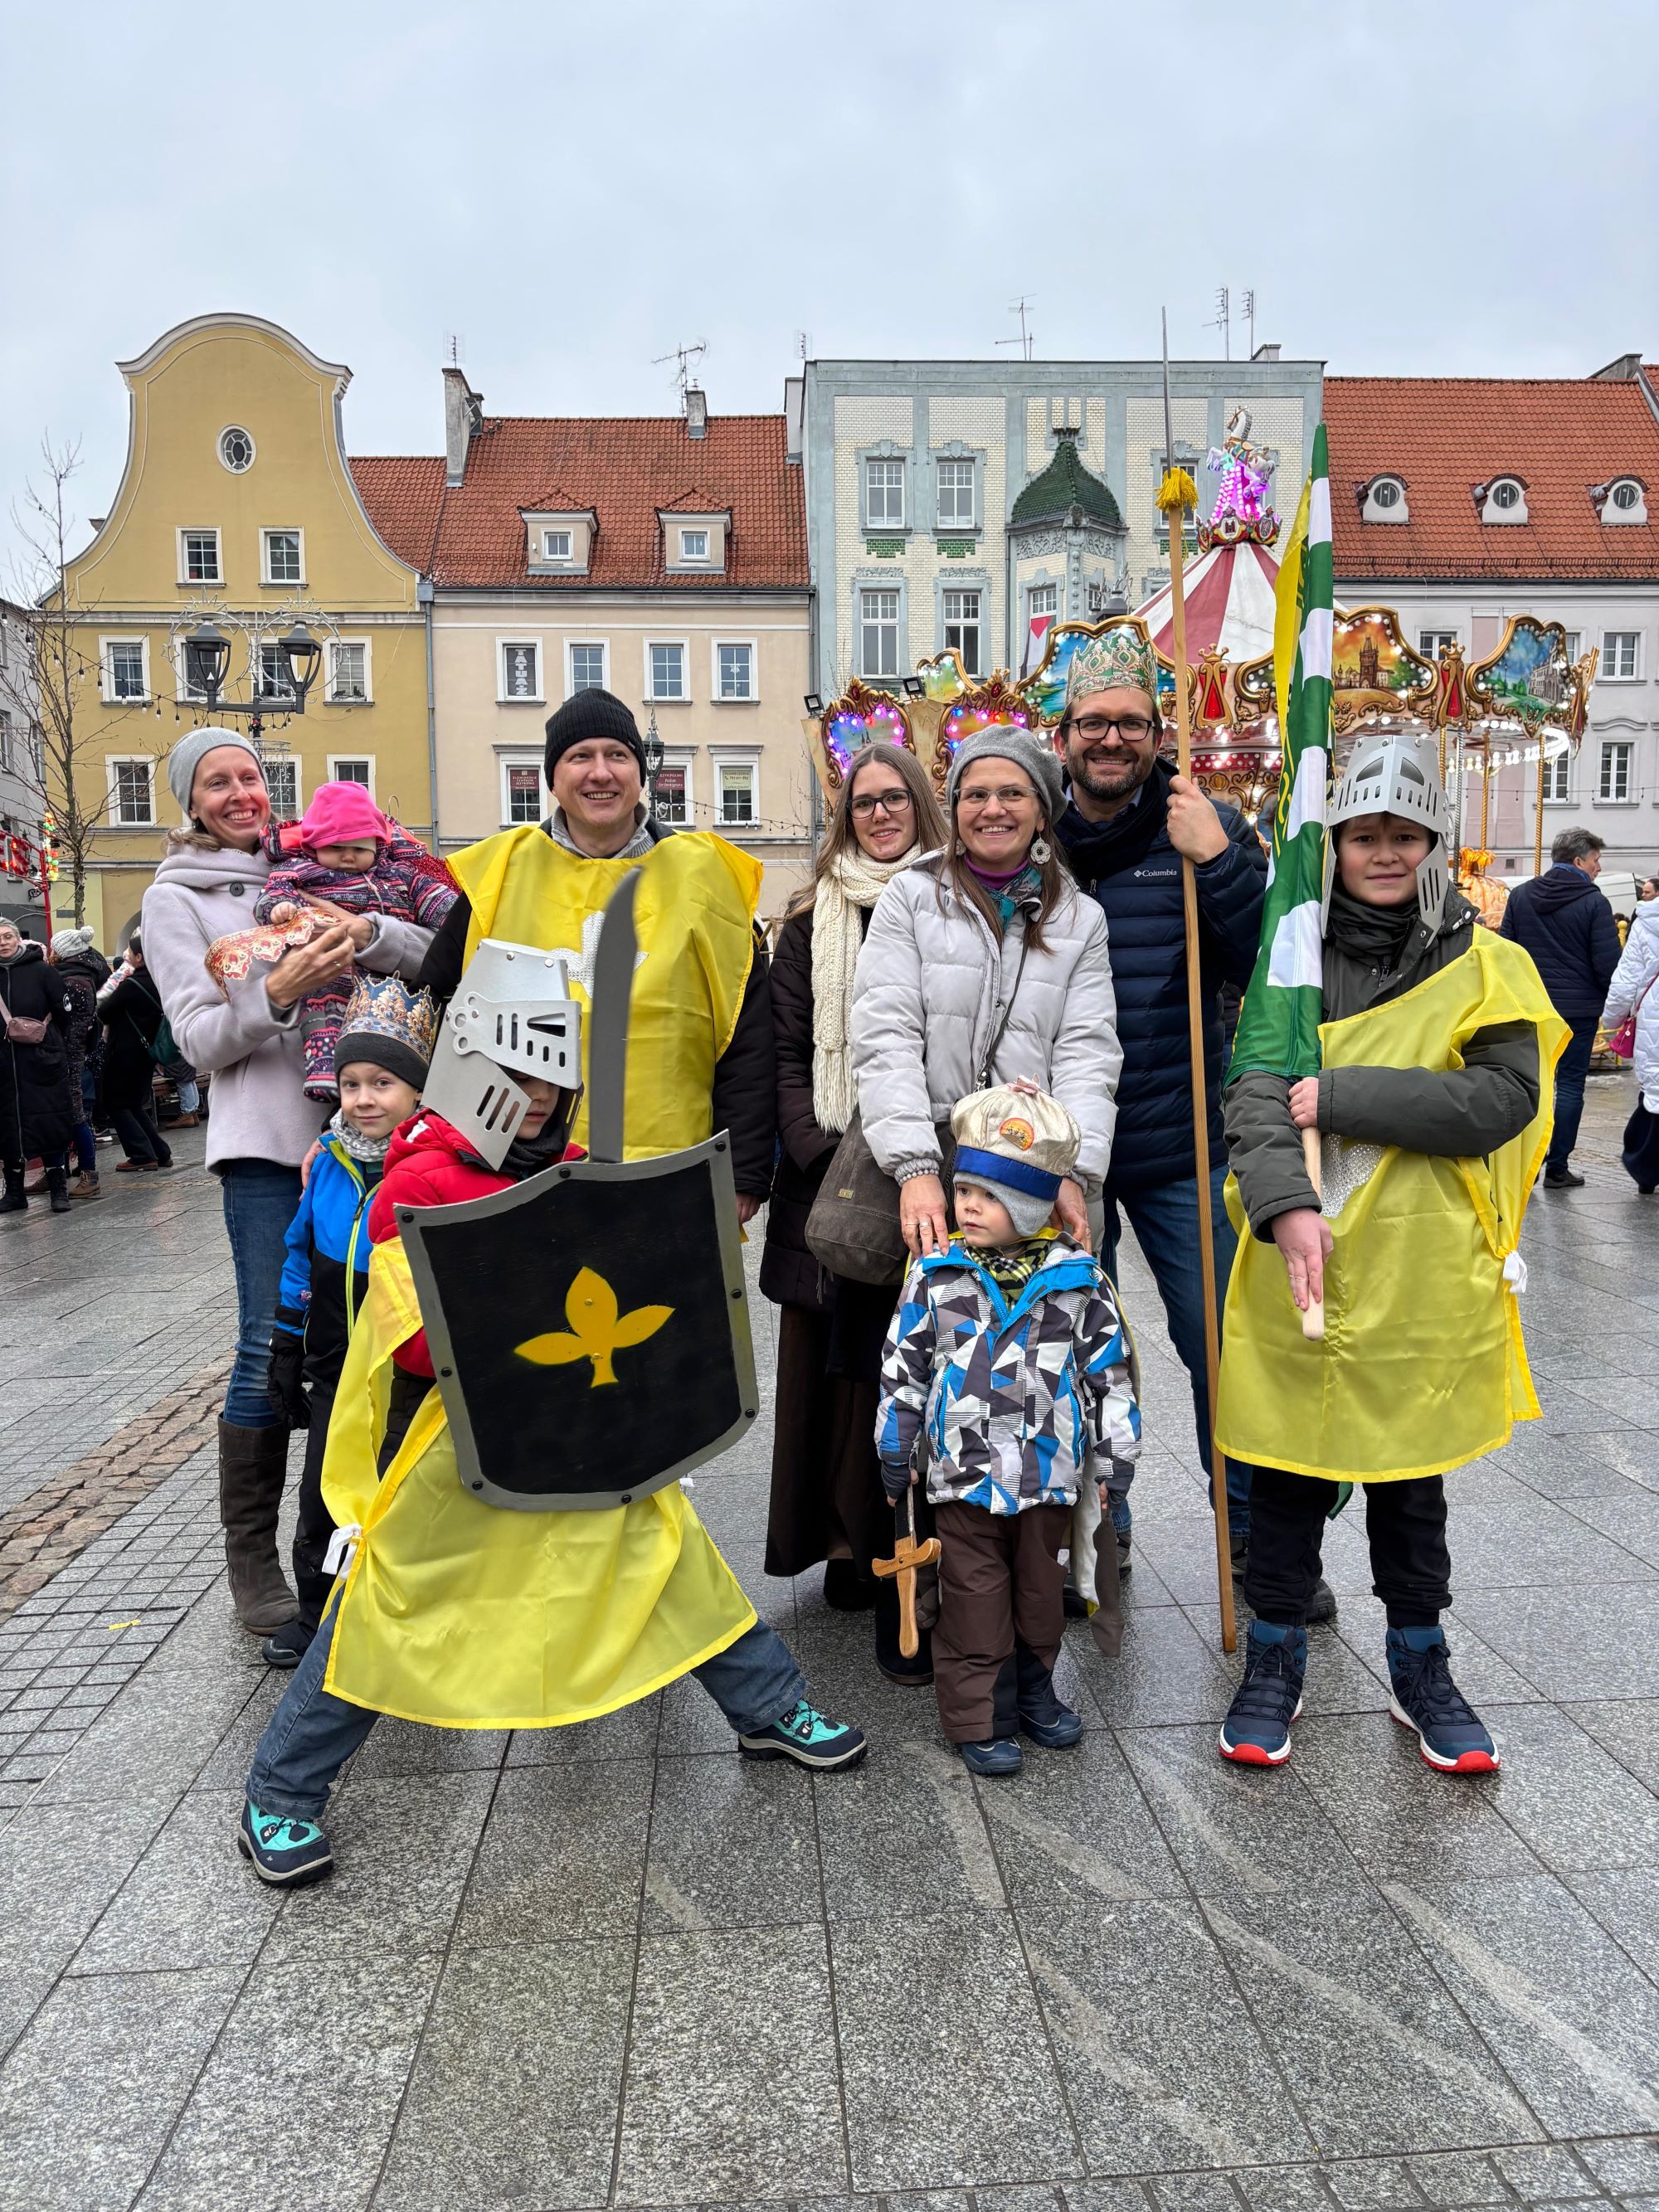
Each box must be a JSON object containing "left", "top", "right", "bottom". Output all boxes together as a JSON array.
[{"left": 396, "top": 1137, "right": 757, "bottom": 1511}]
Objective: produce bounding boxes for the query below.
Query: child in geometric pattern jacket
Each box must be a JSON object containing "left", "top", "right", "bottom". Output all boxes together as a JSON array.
[{"left": 877, "top": 1081, "right": 1140, "bottom": 1777}]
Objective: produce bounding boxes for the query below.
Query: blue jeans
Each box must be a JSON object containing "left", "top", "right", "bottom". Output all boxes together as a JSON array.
[
  {"left": 247, "top": 1606, "right": 808, "bottom": 1822},
  {"left": 1546, "top": 1015, "right": 1600, "bottom": 1173},
  {"left": 221, "top": 1158, "right": 303, "bottom": 1429},
  {"left": 70, "top": 1121, "right": 96, "bottom": 1176},
  {"left": 1098, "top": 1165, "right": 1258, "bottom": 1538}
]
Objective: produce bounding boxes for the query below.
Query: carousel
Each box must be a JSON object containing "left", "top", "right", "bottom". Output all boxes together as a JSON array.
[{"left": 802, "top": 410, "right": 1597, "bottom": 925}]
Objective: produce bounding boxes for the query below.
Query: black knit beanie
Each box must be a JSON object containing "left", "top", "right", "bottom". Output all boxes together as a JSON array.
[{"left": 543, "top": 688, "right": 647, "bottom": 783}]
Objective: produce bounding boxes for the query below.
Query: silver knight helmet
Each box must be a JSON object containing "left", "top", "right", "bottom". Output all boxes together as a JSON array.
[
  {"left": 1323, "top": 732, "right": 1451, "bottom": 932},
  {"left": 419, "top": 938, "right": 583, "bottom": 1168}
]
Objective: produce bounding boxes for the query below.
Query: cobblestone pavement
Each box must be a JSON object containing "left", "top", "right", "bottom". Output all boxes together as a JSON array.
[{"left": 1, "top": 1084, "right": 1657, "bottom": 2211}]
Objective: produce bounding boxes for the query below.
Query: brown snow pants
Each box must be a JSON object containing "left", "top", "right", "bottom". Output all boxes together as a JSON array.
[{"left": 932, "top": 1499, "right": 1070, "bottom": 1743}]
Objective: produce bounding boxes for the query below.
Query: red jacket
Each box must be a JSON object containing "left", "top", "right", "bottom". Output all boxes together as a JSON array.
[{"left": 369, "top": 1111, "right": 584, "bottom": 1373}]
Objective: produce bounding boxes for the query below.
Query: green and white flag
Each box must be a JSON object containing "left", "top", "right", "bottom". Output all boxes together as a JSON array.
[{"left": 1226, "top": 421, "right": 1332, "bottom": 1084}]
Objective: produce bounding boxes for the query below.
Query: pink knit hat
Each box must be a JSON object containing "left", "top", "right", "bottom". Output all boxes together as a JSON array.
[{"left": 299, "top": 781, "right": 391, "bottom": 853}]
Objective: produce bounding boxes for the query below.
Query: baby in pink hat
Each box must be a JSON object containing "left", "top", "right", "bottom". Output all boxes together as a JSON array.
[{"left": 255, "top": 781, "right": 458, "bottom": 1101}]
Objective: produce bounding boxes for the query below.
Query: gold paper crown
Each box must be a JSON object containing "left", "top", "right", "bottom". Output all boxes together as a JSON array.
[
  {"left": 335, "top": 973, "right": 439, "bottom": 1072},
  {"left": 1063, "top": 628, "right": 1160, "bottom": 708}
]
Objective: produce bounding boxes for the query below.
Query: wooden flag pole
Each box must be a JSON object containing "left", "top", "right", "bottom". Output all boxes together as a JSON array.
[{"left": 1160, "top": 314, "right": 1237, "bottom": 1654}]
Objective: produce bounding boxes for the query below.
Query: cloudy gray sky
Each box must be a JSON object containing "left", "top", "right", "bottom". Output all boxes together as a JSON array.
[{"left": 4, "top": 0, "right": 1655, "bottom": 573}]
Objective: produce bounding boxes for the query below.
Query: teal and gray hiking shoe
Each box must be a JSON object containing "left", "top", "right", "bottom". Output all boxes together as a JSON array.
[
  {"left": 237, "top": 1799, "right": 334, "bottom": 1886},
  {"left": 738, "top": 1699, "right": 868, "bottom": 1770}
]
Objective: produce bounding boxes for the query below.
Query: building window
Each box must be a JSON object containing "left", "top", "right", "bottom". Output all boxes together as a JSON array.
[
  {"left": 1029, "top": 584, "right": 1058, "bottom": 619},
  {"left": 717, "top": 642, "right": 754, "bottom": 700},
  {"left": 107, "top": 641, "right": 147, "bottom": 700},
  {"left": 0, "top": 711, "right": 10, "bottom": 772},
  {"left": 1599, "top": 741, "right": 1633, "bottom": 803},
  {"left": 865, "top": 458, "right": 905, "bottom": 528},
  {"left": 653, "top": 764, "right": 688, "bottom": 825},
  {"left": 542, "top": 528, "right": 572, "bottom": 561},
  {"left": 1603, "top": 631, "right": 1641, "bottom": 680},
  {"left": 649, "top": 643, "right": 686, "bottom": 700},
  {"left": 859, "top": 589, "right": 900, "bottom": 678},
  {"left": 328, "top": 642, "right": 369, "bottom": 703},
  {"left": 181, "top": 528, "right": 221, "bottom": 583},
  {"left": 264, "top": 759, "right": 301, "bottom": 821},
  {"left": 499, "top": 641, "right": 542, "bottom": 701},
  {"left": 718, "top": 762, "right": 756, "bottom": 826},
  {"left": 569, "top": 643, "right": 606, "bottom": 693},
  {"left": 1563, "top": 631, "right": 1581, "bottom": 664},
  {"left": 256, "top": 644, "right": 294, "bottom": 699},
  {"left": 261, "top": 529, "right": 303, "bottom": 585},
  {"left": 1611, "top": 479, "right": 1642, "bottom": 511},
  {"left": 108, "top": 758, "right": 154, "bottom": 826},
  {"left": 943, "top": 589, "right": 982, "bottom": 677},
  {"left": 219, "top": 426, "right": 255, "bottom": 474},
  {"left": 1370, "top": 478, "right": 1403, "bottom": 510},
  {"left": 1543, "top": 745, "right": 1570, "bottom": 803},
  {"left": 937, "top": 458, "right": 975, "bottom": 528},
  {"left": 1419, "top": 630, "right": 1457, "bottom": 660},
  {"left": 329, "top": 757, "right": 373, "bottom": 790},
  {"left": 679, "top": 528, "right": 710, "bottom": 562},
  {"left": 1490, "top": 479, "right": 1521, "bottom": 513},
  {"left": 504, "top": 762, "right": 542, "bottom": 824}
]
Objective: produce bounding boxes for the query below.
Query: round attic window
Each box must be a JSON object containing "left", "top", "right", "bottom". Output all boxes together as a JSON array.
[
  {"left": 1370, "top": 478, "right": 1401, "bottom": 509},
  {"left": 1611, "top": 479, "right": 1641, "bottom": 511},
  {"left": 218, "top": 425, "right": 255, "bottom": 474},
  {"left": 1490, "top": 479, "right": 1520, "bottom": 511}
]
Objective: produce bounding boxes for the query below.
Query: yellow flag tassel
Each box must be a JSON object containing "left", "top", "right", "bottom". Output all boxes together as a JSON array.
[{"left": 1155, "top": 467, "right": 1199, "bottom": 516}]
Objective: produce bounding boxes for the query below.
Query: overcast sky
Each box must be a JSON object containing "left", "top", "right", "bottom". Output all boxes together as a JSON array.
[{"left": 4, "top": 0, "right": 1655, "bottom": 576}]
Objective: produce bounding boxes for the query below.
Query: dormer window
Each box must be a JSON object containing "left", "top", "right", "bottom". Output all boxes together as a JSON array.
[
  {"left": 659, "top": 510, "right": 729, "bottom": 572},
  {"left": 1360, "top": 475, "right": 1408, "bottom": 523},
  {"left": 524, "top": 509, "right": 595, "bottom": 574},
  {"left": 1477, "top": 476, "right": 1529, "bottom": 523},
  {"left": 1593, "top": 477, "right": 1649, "bottom": 526},
  {"left": 679, "top": 528, "right": 709, "bottom": 562},
  {"left": 542, "top": 528, "right": 572, "bottom": 562}
]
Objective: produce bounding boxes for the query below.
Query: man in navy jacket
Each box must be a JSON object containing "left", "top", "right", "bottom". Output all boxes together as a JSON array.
[
  {"left": 1052, "top": 633, "right": 1331, "bottom": 1615},
  {"left": 1499, "top": 825, "right": 1622, "bottom": 1187}
]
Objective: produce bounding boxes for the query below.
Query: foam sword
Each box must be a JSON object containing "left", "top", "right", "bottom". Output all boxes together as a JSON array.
[{"left": 584, "top": 869, "right": 642, "bottom": 1165}]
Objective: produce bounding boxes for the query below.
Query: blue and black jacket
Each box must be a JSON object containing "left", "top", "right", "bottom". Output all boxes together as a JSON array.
[{"left": 274, "top": 1133, "right": 384, "bottom": 1385}]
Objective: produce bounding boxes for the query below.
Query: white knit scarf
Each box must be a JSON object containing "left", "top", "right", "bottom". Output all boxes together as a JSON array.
[{"left": 810, "top": 844, "right": 916, "bottom": 1135}]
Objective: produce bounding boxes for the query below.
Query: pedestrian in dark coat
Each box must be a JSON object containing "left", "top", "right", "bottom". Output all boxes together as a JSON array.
[
  {"left": 50, "top": 928, "right": 108, "bottom": 1196},
  {"left": 98, "top": 935, "right": 175, "bottom": 1174},
  {"left": 761, "top": 741, "right": 947, "bottom": 1668},
  {"left": 1498, "top": 825, "right": 1622, "bottom": 1187},
  {"left": 0, "top": 922, "right": 75, "bottom": 1213}
]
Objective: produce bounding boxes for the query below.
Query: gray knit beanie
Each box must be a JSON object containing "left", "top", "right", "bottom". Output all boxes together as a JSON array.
[
  {"left": 945, "top": 723, "right": 1065, "bottom": 824},
  {"left": 165, "top": 727, "right": 264, "bottom": 817}
]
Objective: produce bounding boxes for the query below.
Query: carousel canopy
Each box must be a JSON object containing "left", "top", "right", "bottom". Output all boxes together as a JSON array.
[{"left": 1136, "top": 534, "right": 1281, "bottom": 666}]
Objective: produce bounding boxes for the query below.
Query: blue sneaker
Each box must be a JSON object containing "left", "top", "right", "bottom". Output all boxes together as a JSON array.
[
  {"left": 1386, "top": 1628, "right": 1500, "bottom": 1774},
  {"left": 1218, "top": 1621, "right": 1306, "bottom": 1767},
  {"left": 1018, "top": 1691, "right": 1084, "bottom": 1750},
  {"left": 738, "top": 1699, "right": 868, "bottom": 1770},
  {"left": 959, "top": 1738, "right": 1023, "bottom": 1776},
  {"left": 237, "top": 1799, "right": 333, "bottom": 1886}
]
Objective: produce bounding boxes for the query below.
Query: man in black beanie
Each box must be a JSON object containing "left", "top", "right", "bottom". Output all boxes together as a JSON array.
[{"left": 416, "top": 686, "right": 776, "bottom": 1216}]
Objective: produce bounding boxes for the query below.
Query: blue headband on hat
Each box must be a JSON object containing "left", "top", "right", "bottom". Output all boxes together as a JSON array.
[{"left": 953, "top": 1145, "right": 1063, "bottom": 1201}]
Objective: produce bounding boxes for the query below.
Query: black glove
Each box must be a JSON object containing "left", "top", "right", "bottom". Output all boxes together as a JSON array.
[
  {"left": 880, "top": 1458, "right": 911, "bottom": 1502},
  {"left": 267, "top": 1305, "right": 310, "bottom": 1428}
]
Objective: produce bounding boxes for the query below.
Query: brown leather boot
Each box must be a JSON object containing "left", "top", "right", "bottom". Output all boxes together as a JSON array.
[{"left": 219, "top": 1420, "right": 298, "bottom": 1634}]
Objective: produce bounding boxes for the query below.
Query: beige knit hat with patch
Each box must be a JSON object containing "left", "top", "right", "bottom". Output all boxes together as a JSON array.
[{"left": 951, "top": 1079, "right": 1082, "bottom": 1236}]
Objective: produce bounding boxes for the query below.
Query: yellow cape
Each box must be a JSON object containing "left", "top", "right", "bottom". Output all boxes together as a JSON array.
[
  {"left": 320, "top": 1242, "right": 757, "bottom": 1728},
  {"left": 1215, "top": 931, "right": 1569, "bottom": 1485}
]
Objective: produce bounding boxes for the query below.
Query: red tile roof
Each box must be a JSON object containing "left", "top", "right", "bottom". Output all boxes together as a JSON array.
[
  {"left": 352, "top": 416, "right": 805, "bottom": 591},
  {"left": 1325, "top": 377, "right": 1659, "bottom": 582}
]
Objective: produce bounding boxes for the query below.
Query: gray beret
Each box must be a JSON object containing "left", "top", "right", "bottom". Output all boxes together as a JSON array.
[
  {"left": 166, "top": 726, "right": 264, "bottom": 816},
  {"left": 945, "top": 723, "right": 1065, "bottom": 824}
]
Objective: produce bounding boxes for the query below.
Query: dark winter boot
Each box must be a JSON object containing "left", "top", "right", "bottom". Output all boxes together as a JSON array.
[
  {"left": 46, "top": 1167, "right": 72, "bottom": 1215},
  {"left": 0, "top": 1164, "right": 26, "bottom": 1214},
  {"left": 219, "top": 1421, "right": 298, "bottom": 1635}
]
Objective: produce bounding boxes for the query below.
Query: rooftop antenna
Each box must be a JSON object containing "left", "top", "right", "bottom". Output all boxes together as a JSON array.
[
  {"left": 1241, "top": 289, "right": 1257, "bottom": 358},
  {"left": 795, "top": 330, "right": 811, "bottom": 362},
  {"left": 653, "top": 339, "right": 708, "bottom": 409},
  {"left": 995, "top": 296, "right": 1035, "bottom": 362},
  {"left": 1205, "top": 285, "right": 1231, "bottom": 360},
  {"left": 443, "top": 330, "right": 465, "bottom": 367}
]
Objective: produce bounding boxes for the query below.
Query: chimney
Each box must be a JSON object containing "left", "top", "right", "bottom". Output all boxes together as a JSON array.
[
  {"left": 684, "top": 385, "right": 708, "bottom": 440},
  {"left": 443, "top": 364, "right": 483, "bottom": 485},
  {"left": 784, "top": 376, "right": 804, "bottom": 464},
  {"left": 1251, "top": 341, "right": 1281, "bottom": 362}
]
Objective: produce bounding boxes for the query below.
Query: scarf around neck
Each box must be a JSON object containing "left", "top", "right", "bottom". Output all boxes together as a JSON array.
[
  {"left": 1325, "top": 882, "right": 1419, "bottom": 975},
  {"left": 810, "top": 843, "right": 918, "bottom": 1135},
  {"left": 328, "top": 1110, "right": 392, "bottom": 1174}
]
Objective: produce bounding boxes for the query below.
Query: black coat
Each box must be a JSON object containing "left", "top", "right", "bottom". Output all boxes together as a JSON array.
[
  {"left": 1499, "top": 863, "right": 1623, "bottom": 1020},
  {"left": 1054, "top": 764, "right": 1267, "bottom": 1189},
  {"left": 100, "top": 970, "right": 167, "bottom": 1113},
  {"left": 760, "top": 906, "right": 848, "bottom": 1310},
  {"left": 55, "top": 953, "right": 107, "bottom": 1096},
  {"left": 0, "top": 946, "right": 75, "bottom": 1163}
]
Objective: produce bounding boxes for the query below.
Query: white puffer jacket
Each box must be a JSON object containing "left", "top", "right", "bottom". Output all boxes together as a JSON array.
[
  {"left": 1605, "top": 902, "right": 1659, "bottom": 1109},
  {"left": 852, "top": 851, "right": 1121, "bottom": 1189}
]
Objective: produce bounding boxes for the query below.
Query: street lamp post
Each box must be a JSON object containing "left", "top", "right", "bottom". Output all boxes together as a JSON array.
[
  {"left": 643, "top": 706, "right": 666, "bottom": 821},
  {"left": 182, "top": 618, "right": 324, "bottom": 741}
]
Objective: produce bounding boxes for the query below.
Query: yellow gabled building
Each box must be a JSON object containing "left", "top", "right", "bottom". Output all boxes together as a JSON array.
[{"left": 59, "top": 313, "right": 431, "bottom": 944}]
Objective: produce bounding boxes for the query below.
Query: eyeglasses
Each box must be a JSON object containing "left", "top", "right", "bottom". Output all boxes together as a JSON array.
[
  {"left": 957, "top": 784, "right": 1038, "bottom": 809},
  {"left": 847, "top": 789, "right": 914, "bottom": 819},
  {"left": 1067, "top": 713, "right": 1155, "bottom": 743}
]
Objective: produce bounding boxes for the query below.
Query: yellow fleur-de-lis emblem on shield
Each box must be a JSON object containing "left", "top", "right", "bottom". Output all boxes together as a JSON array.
[{"left": 513, "top": 1266, "right": 673, "bottom": 1388}]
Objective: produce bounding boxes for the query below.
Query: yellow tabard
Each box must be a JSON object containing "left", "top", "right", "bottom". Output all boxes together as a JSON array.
[
  {"left": 447, "top": 826, "right": 762, "bottom": 1160},
  {"left": 1214, "top": 932, "right": 1569, "bottom": 1485},
  {"left": 320, "top": 1242, "right": 757, "bottom": 1728}
]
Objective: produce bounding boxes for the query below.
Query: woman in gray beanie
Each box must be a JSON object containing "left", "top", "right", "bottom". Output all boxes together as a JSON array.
[
  {"left": 140, "top": 730, "right": 436, "bottom": 1637},
  {"left": 852, "top": 721, "right": 1122, "bottom": 1262}
]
